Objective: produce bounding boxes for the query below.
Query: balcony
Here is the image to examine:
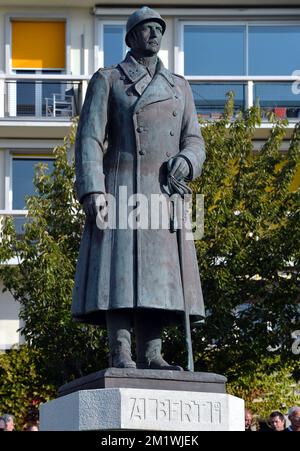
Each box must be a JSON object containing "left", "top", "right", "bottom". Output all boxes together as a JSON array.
[
  {"left": 188, "top": 75, "right": 300, "bottom": 138},
  {"left": 0, "top": 74, "right": 299, "bottom": 140},
  {"left": 0, "top": 74, "right": 89, "bottom": 138}
]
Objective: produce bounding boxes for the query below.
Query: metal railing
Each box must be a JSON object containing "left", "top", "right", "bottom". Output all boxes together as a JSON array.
[
  {"left": 187, "top": 75, "right": 300, "bottom": 122},
  {"left": 0, "top": 74, "right": 89, "bottom": 120},
  {"left": 1, "top": 74, "right": 300, "bottom": 122}
]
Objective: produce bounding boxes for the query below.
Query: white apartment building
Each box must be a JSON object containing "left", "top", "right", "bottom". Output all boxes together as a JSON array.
[{"left": 0, "top": 0, "right": 300, "bottom": 350}]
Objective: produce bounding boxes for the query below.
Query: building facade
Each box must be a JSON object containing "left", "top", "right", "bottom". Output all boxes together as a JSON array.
[{"left": 0, "top": 0, "right": 300, "bottom": 349}]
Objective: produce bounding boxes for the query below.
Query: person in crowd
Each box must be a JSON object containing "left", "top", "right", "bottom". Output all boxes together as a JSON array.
[
  {"left": 2, "top": 414, "right": 15, "bottom": 431},
  {"left": 0, "top": 416, "right": 5, "bottom": 431},
  {"left": 284, "top": 406, "right": 300, "bottom": 432},
  {"left": 269, "top": 411, "right": 286, "bottom": 431},
  {"left": 245, "top": 409, "right": 254, "bottom": 431},
  {"left": 24, "top": 422, "right": 39, "bottom": 431}
]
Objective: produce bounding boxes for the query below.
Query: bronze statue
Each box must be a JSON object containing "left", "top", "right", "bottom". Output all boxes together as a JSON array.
[{"left": 72, "top": 7, "right": 206, "bottom": 371}]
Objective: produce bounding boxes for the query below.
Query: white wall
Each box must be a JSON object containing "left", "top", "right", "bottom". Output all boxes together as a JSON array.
[
  {"left": 69, "top": 9, "right": 94, "bottom": 75},
  {"left": 0, "top": 279, "right": 23, "bottom": 349},
  {"left": 159, "top": 17, "right": 173, "bottom": 71},
  {"left": 0, "top": 149, "right": 5, "bottom": 209},
  {"left": 0, "top": 9, "right": 5, "bottom": 73}
]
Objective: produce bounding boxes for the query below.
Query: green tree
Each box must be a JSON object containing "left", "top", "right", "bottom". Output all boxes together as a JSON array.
[
  {"left": 190, "top": 96, "right": 300, "bottom": 383},
  {"left": 0, "top": 345, "right": 55, "bottom": 429},
  {"left": 227, "top": 355, "right": 299, "bottom": 419},
  {"left": 0, "top": 122, "right": 108, "bottom": 388}
]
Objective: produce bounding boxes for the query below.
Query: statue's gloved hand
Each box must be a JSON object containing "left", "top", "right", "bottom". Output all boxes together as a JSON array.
[
  {"left": 167, "top": 156, "right": 190, "bottom": 181},
  {"left": 82, "top": 193, "right": 107, "bottom": 223}
]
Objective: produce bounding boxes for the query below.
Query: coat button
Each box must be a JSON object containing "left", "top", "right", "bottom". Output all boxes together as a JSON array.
[
  {"left": 137, "top": 126, "right": 143, "bottom": 133},
  {"left": 173, "top": 111, "right": 178, "bottom": 117},
  {"left": 139, "top": 150, "right": 145, "bottom": 155},
  {"left": 166, "top": 151, "right": 171, "bottom": 157},
  {"left": 170, "top": 130, "right": 175, "bottom": 136}
]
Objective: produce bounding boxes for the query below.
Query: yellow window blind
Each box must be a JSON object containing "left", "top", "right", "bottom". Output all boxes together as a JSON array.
[{"left": 12, "top": 21, "right": 66, "bottom": 69}]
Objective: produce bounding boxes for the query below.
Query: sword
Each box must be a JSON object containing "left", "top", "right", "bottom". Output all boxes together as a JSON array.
[{"left": 168, "top": 174, "right": 194, "bottom": 371}]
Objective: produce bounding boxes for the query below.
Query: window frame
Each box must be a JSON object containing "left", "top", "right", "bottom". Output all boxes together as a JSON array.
[
  {"left": 178, "top": 20, "right": 300, "bottom": 76},
  {"left": 3, "top": 149, "right": 56, "bottom": 212},
  {"left": 5, "top": 14, "right": 70, "bottom": 118},
  {"left": 5, "top": 13, "right": 71, "bottom": 74},
  {"left": 12, "top": 154, "right": 55, "bottom": 211},
  {"left": 95, "top": 19, "right": 127, "bottom": 71}
]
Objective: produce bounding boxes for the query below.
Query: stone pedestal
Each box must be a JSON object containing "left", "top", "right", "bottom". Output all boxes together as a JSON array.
[
  {"left": 40, "top": 369, "right": 244, "bottom": 431},
  {"left": 58, "top": 368, "right": 227, "bottom": 396}
]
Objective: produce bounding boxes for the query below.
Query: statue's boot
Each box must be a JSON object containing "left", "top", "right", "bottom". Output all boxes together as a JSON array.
[
  {"left": 107, "top": 310, "right": 136, "bottom": 369},
  {"left": 135, "top": 312, "right": 183, "bottom": 371}
]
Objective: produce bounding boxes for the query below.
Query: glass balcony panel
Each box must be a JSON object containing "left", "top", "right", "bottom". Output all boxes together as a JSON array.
[
  {"left": 5, "top": 79, "right": 80, "bottom": 119},
  {"left": 13, "top": 215, "right": 31, "bottom": 239},
  {"left": 16, "top": 80, "right": 36, "bottom": 116},
  {"left": 189, "top": 82, "right": 246, "bottom": 120},
  {"left": 254, "top": 82, "right": 300, "bottom": 121}
]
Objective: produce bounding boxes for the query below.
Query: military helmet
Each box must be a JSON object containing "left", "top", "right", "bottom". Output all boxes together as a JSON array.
[{"left": 125, "top": 6, "right": 166, "bottom": 46}]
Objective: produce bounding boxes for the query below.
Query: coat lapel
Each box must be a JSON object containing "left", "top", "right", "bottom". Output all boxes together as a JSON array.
[
  {"left": 119, "top": 53, "right": 175, "bottom": 112},
  {"left": 133, "top": 73, "right": 174, "bottom": 113},
  {"left": 118, "top": 53, "right": 148, "bottom": 84}
]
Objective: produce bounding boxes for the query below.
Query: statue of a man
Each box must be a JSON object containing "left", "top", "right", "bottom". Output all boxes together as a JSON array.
[{"left": 72, "top": 7, "right": 206, "bottom": 371}]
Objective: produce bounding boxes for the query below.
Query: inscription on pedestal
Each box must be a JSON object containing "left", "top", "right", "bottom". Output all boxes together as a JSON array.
[
  {"left": 41, "top": 388, "right": 245, "bottom": 431},
  {"left": 130, "top": 397, "right": 222, "bottom": 425}
]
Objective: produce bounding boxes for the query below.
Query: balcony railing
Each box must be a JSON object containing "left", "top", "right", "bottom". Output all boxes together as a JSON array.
[
  {"left": 187, "top": 75, "right": 300, "bottom": 122},
  {"left": 0, "top": 74, "right": 89, "bottom": 120},
  {"left": 1, "top": 74, "right": 300, "bottom": 123}
]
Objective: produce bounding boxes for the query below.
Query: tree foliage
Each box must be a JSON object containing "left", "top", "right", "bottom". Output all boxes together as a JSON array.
[
  {"left": 0, "top": 345, "right": 55, "bottom": 429},
  {"left": 227, "top": 354, "right": 299, "bottom": 419},
  {"left": 190, "top": 95, "right": 300, "bottom": 383},
  {"left": 0, "top": 123, "right": 108, "bottom": 388}
]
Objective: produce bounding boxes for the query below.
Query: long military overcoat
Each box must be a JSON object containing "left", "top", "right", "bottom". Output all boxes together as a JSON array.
[{"left": 72, "top": 53, "right": 206, "bottom": 326}]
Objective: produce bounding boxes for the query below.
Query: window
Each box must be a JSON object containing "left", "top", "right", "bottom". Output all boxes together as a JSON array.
[
  {"left": 183, "top": 23, "right": 300, "bottom": 77},
  {"left": 182, "top": 21, "right": 300, "bottom": 119},
  {"left": 104, "top": 24, "right": 126, "bottom": 67},
  {"left": 249, "top": 25, "right": 300, "bottom": 75},
  {"left": 12, "top": 157, "right": 54, "bottom": 209},
  {"left": 184, "top": 25, "right": 245, "bottom": 76},
  {"left": 12, "top": 21, "right": 66, "bottom": 70},
  {"left": 97, "top": 21, "right": 127, "bottom": 69},
  {"left": 10, "top": 20, "right": 66, "bottom": 118}
]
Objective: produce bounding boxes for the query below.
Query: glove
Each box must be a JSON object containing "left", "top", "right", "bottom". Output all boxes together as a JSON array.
[
  {"left": 82, "top": 193, "right": 107, "bottom": 223},
  {"left": 167, "top": 156, "right": 190, "bottom": 181}
]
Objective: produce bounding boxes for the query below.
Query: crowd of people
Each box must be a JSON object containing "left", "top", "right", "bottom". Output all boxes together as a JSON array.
[
  {"left": 245, "top": 406, "right": 300, "bottom": 432},
  {"left": 0, "top": 414, "right": 39, "bottom": 432},
  {"left": 1, "top": 407, "right": 299, "bottom": 431}
]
